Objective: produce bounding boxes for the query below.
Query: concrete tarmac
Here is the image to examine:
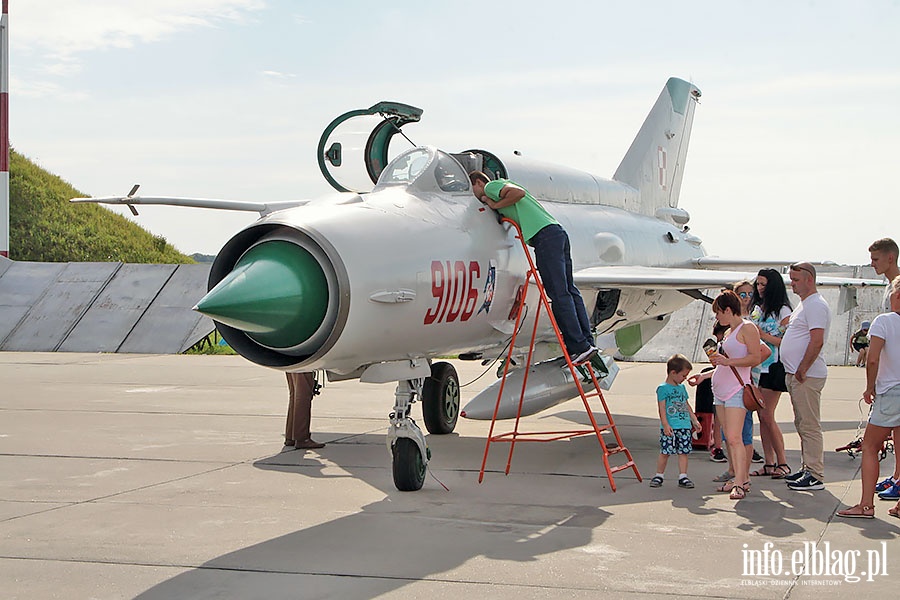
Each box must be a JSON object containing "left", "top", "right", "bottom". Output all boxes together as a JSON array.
[{"left": 1, "top": 353, "right": 897, "bottom": 599}]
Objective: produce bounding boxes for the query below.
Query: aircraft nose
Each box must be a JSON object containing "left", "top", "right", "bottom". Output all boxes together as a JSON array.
[{"left": 194, "top": 240, "right": 329, "bottom": 349}]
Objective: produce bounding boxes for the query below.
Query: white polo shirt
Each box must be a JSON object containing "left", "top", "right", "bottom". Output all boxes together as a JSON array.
[{"left": 781, "top": 293, "right": 831, "bottom": 379}]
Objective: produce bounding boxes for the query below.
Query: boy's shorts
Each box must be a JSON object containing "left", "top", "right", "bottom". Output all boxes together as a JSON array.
[{"left": 660, "top": 428, "right": 693, "bottom": 455}]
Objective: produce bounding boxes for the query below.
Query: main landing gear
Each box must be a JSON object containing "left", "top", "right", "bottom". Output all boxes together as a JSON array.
[{"left": 388, "top": 361, "right": 460, "bottom": 491}]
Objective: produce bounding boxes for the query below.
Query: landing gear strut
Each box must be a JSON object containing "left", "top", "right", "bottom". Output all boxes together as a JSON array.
[
  {"left": 387, "top": 378, "right": 429, "bottom": 491},
  {"left": 386, "top": 361, "right": 461, "bottom": 491}
]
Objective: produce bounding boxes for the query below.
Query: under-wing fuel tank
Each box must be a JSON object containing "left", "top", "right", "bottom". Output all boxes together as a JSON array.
[{"left": 460, "top": 355, "right": 619, "bottom": 420}]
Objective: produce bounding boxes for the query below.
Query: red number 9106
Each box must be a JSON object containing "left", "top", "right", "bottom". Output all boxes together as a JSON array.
[{"left": 424, "top": 260, "right": 481, "bottom": 325}]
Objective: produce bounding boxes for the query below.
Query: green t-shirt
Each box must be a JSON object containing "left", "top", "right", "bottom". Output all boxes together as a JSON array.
[
  {"left": 656, "top": 383, "right": 692, "bottom": 430},
  {"left": 483, "top": 179, "right": 558, "bottom": 243}
]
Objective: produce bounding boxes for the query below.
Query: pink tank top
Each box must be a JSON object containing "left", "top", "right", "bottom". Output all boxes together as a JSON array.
[{"left": 712, "top": 320, "right": 752, "bottom": 401}]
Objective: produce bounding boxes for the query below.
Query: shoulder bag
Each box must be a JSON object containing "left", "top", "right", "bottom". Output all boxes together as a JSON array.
[
  {"left": 718, "top": 344, "right": 765, "bottom": 412},
  {"left": 730, "top": 364, "right": 765, "bottom": 412}
]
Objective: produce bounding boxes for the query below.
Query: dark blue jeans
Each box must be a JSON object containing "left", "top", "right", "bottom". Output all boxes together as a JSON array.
[{"left": 530, "top": 224, "right": 593, "bottom": 355}]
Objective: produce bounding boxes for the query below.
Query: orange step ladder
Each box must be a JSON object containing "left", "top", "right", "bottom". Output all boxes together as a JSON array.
[{"left": 477, "top": 218, "right": 641, "bottom": 491}]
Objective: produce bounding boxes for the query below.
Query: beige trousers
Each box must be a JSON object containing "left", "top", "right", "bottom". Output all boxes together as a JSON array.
[{"left": 786, "top": 373, "right": 827, "bottom": 481}]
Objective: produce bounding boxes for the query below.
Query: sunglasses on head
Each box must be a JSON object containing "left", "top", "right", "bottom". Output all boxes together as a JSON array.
[{"left": 790, "top": 263, "right": 816, "bottom": 278}]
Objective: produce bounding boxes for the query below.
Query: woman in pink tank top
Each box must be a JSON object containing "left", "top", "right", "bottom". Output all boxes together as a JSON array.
[{"left": 709, "top": 290, "right": 761, "bottom": 500}]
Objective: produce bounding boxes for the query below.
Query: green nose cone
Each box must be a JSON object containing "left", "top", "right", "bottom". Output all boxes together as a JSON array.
[{"left": 195, "top": 241, "right": 329, "bottom": 349}]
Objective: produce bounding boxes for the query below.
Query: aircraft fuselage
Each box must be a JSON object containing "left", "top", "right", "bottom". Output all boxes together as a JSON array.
[{"left": 204, "top": 152, "right": 705, "bottom": 377}]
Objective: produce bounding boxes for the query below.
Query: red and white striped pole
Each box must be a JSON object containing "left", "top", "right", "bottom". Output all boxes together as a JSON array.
[{"left": 0, "top": 0, "right": 9, "bottom": 258}]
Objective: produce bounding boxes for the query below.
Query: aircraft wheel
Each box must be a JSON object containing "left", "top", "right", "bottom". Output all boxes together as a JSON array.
[
  {"left": 422, "top": 361, "right": 459, "bottom": 434},
  {"left": 392, "top": 438, "right": 426, "bottom": 491}
]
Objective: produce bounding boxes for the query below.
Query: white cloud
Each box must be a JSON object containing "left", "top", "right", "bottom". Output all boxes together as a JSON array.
[
  {"left": 9, "top": 75, "right": 89, "bottom": 100},
  {"left": 12, "top": 0, "right": 266, "bottom": 59},
  {"left": 261, "top": 70, "right": 296, "bottom": 80}
]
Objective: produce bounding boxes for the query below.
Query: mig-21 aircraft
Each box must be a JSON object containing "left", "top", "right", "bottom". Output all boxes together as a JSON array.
[{"left": 73, "top": 77, "right": 881, "bottom": 491}]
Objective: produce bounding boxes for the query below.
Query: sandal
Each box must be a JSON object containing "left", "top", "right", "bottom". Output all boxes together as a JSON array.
[
  {"left": 771, "top": 464, "right": 791, "bottom": 479},
  {"left": 712, "top": 471, "right": 734, "bottom": 483},
  {"left": 716, "top": 480, "right": 735, "bottom": 493},
  {"left": 729, "top": 482, "right": 748, "bottom": 500},
  {"left": 751, "top": 464, "right": 776, "bottom": 477},
  {"left": 837, "top": 504, "right": 875, "bottom": 519},
  {"left": 889, "top": 505, "right": 900, "bottom": 519}
]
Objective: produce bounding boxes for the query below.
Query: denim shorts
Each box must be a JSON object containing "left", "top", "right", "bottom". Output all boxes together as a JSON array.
[
  {"left": 870, "top": 385, "right": 900, "bottom": 428},
  {"left": 714, "top": 389, "right": 745, "bottom": 410},
  {"left": 715, "top": 390, "right": 752, "bottom": 445}
]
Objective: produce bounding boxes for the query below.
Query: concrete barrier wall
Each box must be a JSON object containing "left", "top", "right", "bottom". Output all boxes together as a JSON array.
[{"left": 0, "top": 257, "right": 214, "bottom": 353}]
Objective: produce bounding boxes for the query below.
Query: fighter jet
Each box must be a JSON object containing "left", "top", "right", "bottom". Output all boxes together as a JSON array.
[{"left": 72, "top": 78, "right": 881, "bottom": 491}]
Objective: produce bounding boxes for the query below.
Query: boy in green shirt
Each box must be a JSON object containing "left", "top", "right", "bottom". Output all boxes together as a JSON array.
[{"left": 650, "top": 354, "right": 702, "bottom": 488}]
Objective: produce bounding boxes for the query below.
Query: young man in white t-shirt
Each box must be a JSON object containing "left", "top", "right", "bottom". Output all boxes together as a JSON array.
[
  {"left": 870, "top": 238, "right": 900, "bottom": 312},
  {"left": 780, "top": 262, "right": 831, "bottom": 490},
  {"left": 868, "top": 238, "right": 900, "bottom": 499},
  {"left": 837, "top": 275, "right": 900, "bottom": 518}
]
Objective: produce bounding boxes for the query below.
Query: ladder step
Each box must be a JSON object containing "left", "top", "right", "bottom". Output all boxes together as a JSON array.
[{"left": 609, "top": 461, "right": 638, "bottom": 474}]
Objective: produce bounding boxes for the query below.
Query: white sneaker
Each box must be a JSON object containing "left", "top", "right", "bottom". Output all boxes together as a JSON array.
[{"left": 572, "top": 346, "right": 598, "bottom": 365}]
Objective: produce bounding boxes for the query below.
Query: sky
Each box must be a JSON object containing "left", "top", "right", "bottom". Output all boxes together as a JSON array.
[{"left": 8, "top": 1, "right": 900, "bottom": 264}]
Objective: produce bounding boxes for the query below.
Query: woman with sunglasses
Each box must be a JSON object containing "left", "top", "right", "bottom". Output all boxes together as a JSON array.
[
  {"left": 734, "top": 282, "right": 765, "bottom": 468},
  {"left": 748, "top": 269, "right": 793, "bottom": 479}
]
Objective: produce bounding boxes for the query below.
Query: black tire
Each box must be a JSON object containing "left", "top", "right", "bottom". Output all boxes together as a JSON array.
[
  {"left": 422, "top": 361, "right": 460, "bottom": 435},
  {"left": 392, "top": 438, "right": 426, "bottom": 491}
]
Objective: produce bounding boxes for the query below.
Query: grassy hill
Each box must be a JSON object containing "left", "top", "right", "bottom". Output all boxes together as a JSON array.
[{"left": 8, "top": 148, "right": 193, "bottom": 263}]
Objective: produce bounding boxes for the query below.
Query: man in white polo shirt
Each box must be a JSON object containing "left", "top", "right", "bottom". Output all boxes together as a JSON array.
[{"left": 780, "top": 262, "right": 831, "bottom": 490}]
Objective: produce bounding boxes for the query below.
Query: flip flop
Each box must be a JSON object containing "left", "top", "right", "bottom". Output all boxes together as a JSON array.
[
  {"left": 837, "top": 505, "right": 875, "bottom": 519},
  {"left": 712, "top": 471, "right": 734, "bottom": 483}
]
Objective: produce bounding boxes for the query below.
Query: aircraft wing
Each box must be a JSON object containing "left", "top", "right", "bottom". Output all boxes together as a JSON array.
[
  {"left": 572, "top": 265, "right": 884, "bottom": 290},
  {"left": 691, "top": 257, "right": 838, "bottom": 269},
  {"left": 70, "top": 187, "right": 308, "bottom": 216}
]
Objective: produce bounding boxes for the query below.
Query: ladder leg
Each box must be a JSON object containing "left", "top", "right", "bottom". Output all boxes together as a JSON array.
[
  {"left": 480, "top": 219, "right": 641, "bottom": 491},
  {"left": 480, "top": 272, "right": 534, "bottom": 482}
]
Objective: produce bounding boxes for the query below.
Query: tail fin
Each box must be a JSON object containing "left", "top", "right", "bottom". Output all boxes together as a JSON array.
[{"left": 613, "top": 78, "right": 701, "bottom": 215}]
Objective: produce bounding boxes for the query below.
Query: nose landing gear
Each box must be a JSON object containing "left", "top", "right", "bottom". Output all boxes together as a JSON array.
[
  {"left": 387, "top": 361, "right": 461, "bottom": 491},
  {"left": 388, "top": 378, "right": 429, "bottom": 491}
]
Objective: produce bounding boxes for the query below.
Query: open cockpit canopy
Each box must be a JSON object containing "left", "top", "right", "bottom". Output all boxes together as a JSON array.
[
  {"left": 317, "top": 101, "right": 509, "bottom": 195},
  {"left": 317, "top": 101, "right": 423, "bottom": 193}
]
